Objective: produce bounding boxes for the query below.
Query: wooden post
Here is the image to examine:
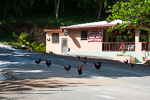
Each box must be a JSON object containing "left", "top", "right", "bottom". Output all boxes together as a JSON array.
[{"left": 135, "top": 27, "right": 142, "bottom": 51}]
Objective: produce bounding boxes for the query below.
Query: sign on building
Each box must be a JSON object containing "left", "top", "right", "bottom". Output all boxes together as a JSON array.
[{"left": 88, "top": 31, "right": 102, "bottom": 42}]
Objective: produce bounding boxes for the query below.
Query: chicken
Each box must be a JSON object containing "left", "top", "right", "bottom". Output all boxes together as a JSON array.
[
  {"left": 130, "top": 63, "right": 134, "bottom": 68},
  {"left": 123, "top": 59, "right": 128, "bottom": 64},
  {"left": 77, "top": 55, "right": 80, "bottom": 60},
  {"left": 93, "top": 61, "right": 101, "bottom": 71},
  {"left": 142, "top": 57, "right": 146, "bottom": 61},
  {"left": 11, "top": 71, "right": 15, "bottom": 79},
  {"left": 64, "top": 65, "right": 71, "bottom": 72},
  {"left": 82, "top": 60, "right": 87, "bottom": 64},
  {"left": 83, "top": 56, "right": 87, "bottom": 60},
  {"left": 46, "top": 60, "right": 51, "bottom": 67},
  {"left": 77, "top": 65, "right": 83, "bottom": 77},
  {"left": 35, "top": 58, "right": 41, "bottom": 65},
  {"left": 148, "top": 62, "right": 150, "bottom": 67}
]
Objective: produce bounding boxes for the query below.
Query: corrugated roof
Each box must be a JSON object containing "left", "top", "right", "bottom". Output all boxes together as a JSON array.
[{"left": 61, "top": 20, "right": 123, "bottom": 29}]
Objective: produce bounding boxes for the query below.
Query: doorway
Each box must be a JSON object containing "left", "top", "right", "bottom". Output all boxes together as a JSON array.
[{"left": 61, "top": 38, "right": 68, "bottom": 53}]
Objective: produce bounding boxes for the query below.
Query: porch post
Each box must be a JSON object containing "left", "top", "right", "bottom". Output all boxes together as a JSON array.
[
  {"left": 135, "top": 27, "right": 142, "bottom": 51},
  {"left": 100, "top": 29, "right": 103, "bottom": 51}
]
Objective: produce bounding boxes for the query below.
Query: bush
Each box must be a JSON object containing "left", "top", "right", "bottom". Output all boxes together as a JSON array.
[
  {"left": 31, "top": 42, "right": 46, "bottom": 52},
  {"left": 12, "top": 32, "right": 46, "bottom": 52}
]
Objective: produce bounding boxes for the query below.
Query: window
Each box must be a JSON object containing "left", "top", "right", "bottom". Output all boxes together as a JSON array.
[
  {"left": 52, "top": 33, "right": 59, "bottom": 43},
  {"left": 81, "top": 31, "right": 88, "bottom": 40}
]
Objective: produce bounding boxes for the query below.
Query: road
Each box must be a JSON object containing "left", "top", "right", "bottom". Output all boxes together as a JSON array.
[{"left": 0, "top": 43, "right": 150, "bottom": 100}]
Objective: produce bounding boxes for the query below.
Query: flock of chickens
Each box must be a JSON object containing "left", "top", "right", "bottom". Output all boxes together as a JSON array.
[
  {"left": 35, "top": 56, "right": 136, "bottom": 77},
  {"left": 35, "top": 56, "right": 101, "bottom": 77}
]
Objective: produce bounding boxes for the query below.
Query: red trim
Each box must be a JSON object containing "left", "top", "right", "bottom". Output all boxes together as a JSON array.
[
  {"left": 102, "top": 42, "right": 135, "bottom": 51},
  {"left": 141, "top": 42, "right": 150, "bottom": 51}
]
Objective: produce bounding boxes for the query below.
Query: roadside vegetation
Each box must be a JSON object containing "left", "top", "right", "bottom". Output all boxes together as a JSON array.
[{"left": 11, "top": 32, "right": 46, "bottom": 52}]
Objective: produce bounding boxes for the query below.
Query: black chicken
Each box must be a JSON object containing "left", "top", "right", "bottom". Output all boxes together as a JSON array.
[
  {"left": 83, "top": 56, "right": 87, "bottom": 60},
  {"left": 35, "top": 58, "right": 41, "bottom": 65},
  {"left": 148, "top": 63, "right": 150, "bottom": 67},
  {"left": 82, "top": 60, "right": 87, "bottom": 64},
  {"left": 46, "top": 60, "right": 51, "bottom": 67},
  {"left": 64, "top": 65, "right": 71, "bottom": 72},
  {"left": 77, "top": 65, "right": 83, "bottom": 77},
  {"left": 93, "top": 62, "right": 101, "bottom": 71},
  {"left": 130, "top": 63, "right": 134, "bottom": 68},
  {"left": 123, "top": 59, "right": 128, "bottom": 64},
  {"left": 77, "top": 55, "right": 80, "bottom": 60}
]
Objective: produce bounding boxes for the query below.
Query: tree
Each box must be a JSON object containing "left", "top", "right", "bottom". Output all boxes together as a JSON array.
[
  {"left": 107, "top": 0, "right": 150, "bottom": 32},
  {"left": 55, "top": 0, "right": 61, "bottom": 19},
  {"left": 29, "top": 0, "right": 35, "bottom": 16},
  {"left": 94, "top": 0, "right": 108, "bottom": 21}
]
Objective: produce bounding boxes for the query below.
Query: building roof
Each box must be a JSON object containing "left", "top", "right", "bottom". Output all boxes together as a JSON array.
[
  {"left": 43, "top": 29, "right": 62, "bottom": 33},
  {"left": 61, "top": 20, "right": 123, "bottom": 30}
]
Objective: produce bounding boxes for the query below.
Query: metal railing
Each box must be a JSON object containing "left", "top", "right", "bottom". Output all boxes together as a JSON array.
[
  {"left": 102, "top": 42, "right": 135, "bottom": 51},
  {"left": 141, "top": 42, "right": 150, "bottom": 51}
]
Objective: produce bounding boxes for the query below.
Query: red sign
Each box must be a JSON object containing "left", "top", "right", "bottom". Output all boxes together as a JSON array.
[{"left": 88, "top": 31, "right": 102, "bottom": 42}]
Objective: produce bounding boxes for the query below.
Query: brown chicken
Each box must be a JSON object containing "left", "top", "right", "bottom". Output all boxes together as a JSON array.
[
  {"left": 35, "top": 58, "right": 41, "bottom": 65},
  {"left": 77, "top": 65, "right": 83, "bottom": 76},
  {"left": 46, "top": 60, "right": 51, "bottom": 67},
  {"left": 123, "top": 59, "right": 128, "bottom": 64},
  {"left": 64, "top": 65, "right": 71, "bottom": 72},
  {"left": 142, "top": 57, "right": 146, "bottom": 61},
  {"left": 93, "top": 62, "right": 101, "bottom": 71}
]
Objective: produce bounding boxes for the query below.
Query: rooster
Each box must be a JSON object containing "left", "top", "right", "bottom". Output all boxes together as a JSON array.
[
  {"left": 130, "top": 63, "right": 134, "bottom": 68},
  {"left": 35, "top": 58, "right": 41, "bottom": 65},
  {"left": 46, "top": 60, "right": 51, "bottom": 67},
  {"left": 93, "top": 62, "right": 101, "bottom": 71},
  {"left": 77, "top": 65, "right": 83, "bottom": 77},
  {"left": 64, "top": 65, "right": 71, "bottom": 72},
  {"left": 123, "top": 59, "right": 128, "bottom": 64},
  {"left": 77, "top": 55, "right": 80, "bottom": 60},
  {"left": 83, "top": 56, "right": 87, "bottom": 60}
]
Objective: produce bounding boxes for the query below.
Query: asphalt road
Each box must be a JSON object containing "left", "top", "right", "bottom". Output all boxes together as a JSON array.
[{"left": 0, "top": 44, "right": 150, "bottom": 100}]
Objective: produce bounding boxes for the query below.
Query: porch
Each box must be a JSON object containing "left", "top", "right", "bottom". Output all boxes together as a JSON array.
[{"left": 102, "top": 42, "right": 150, "bottom": 51}]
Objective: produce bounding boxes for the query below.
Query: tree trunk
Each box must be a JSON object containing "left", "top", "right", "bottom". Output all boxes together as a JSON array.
[
  {"left": 97, "top": 1, "right": 103, "bottom": 21},
  {"left": 29, "top": 0, "right": 34, "bottom": 16},
  {"left": 55, "top": 0, "right": 61, "bottom": 19}
]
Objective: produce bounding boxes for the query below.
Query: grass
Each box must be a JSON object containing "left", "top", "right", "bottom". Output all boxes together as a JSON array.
[{"left": 117, "top": 53, "right": 132, "bottom": 57}]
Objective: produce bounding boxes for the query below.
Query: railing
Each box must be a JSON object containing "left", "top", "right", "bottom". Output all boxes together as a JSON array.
[
  {"left": 102, "top": 42, "right": 135, "bottom": 51},
  {"left": 141, "top": 42, "right": 150, "bottom": 51}
]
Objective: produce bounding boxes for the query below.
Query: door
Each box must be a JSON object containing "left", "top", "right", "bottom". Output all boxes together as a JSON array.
[{"left": 61, "top": 38, "right": 68, "bottom": 53}]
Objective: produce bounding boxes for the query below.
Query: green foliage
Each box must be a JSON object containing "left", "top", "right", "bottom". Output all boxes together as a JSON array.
[
  {"left": 30, "top": 42, "right": 46, "bottom": 52},
  {"left": 11, "top": 32, "right": 46, "bottom": 52},
  {"left": 12, "top": 32, "right": 29, "bottom": 45},
  {"left": 107, "top": 0, "right": 150, "bottom": 32},
  {"left": 11, "top": 42, "right": 22, "bottom": 49},
  {"left": 117, "top": 53, "right": 132, "bottom": 57}
]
